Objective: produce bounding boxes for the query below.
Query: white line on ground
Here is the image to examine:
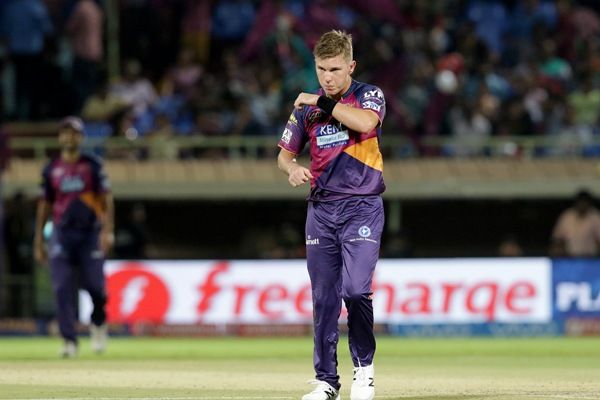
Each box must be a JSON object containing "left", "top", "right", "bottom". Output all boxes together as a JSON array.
[
  {"left": 20, "top": 395, "right": 600, "bottom": 400},
  {"left": 519, "top": 395, "right": 600, "bottom": 400},
  {"left": 22, "top": 397, "right": 294, "bottom": 400},
  {"left": 373, "top": 394, "right": 600, "bottom": 400}
]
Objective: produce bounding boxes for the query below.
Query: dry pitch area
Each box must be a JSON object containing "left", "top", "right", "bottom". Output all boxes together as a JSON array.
[{"left": 0, "top": 336, "right": 599, "bottom": 400}]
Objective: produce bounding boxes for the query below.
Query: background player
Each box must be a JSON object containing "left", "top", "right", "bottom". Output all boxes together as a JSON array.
[
  {"left": 277, "top": 30, "right": 385, "bottom": 400},
  {"left": 33, "top": 116, "right": 114, "bottom": 357}
]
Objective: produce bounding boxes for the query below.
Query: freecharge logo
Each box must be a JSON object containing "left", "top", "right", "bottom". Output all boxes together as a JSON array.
[{"left": 106, "top": 263, "right": 170, "bottom": 323}]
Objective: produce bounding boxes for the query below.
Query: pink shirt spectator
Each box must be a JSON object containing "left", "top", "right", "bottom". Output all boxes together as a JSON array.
[{"left": 66, "top": 0, "right": 103, "bottom": 62}]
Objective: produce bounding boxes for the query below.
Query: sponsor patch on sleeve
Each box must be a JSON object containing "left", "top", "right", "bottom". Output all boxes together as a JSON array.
[{"left": 281, "top": 128, "right": 293, "bottom": 144}]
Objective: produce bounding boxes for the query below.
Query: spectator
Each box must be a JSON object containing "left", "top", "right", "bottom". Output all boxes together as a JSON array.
[
  {"left": 551, "top": 189, "right": 600, "bottom": 257},
  {"left": 497, "top": 98, "right": 535, "bottom": 137},
  {"left": 145, "top": 112, "right": 178, "bottom": 160},
  {"left": 65, "top": 0, "right": 104, "bottom": 113},
  {"left": 159, "top": 47, "right": 203, "bottom": 100},
  {"left": 568, "top": 74, "right": 600, "bottom": 129},
  {"left": 498, "top": 234, "right": 524, "bottom": 257},
  {"left": 110, "top": 59, "right": 159, "bottom": 134},
  {"left": 81, "top": 79, "right": 132, "bottom": 136},
  {"left": 0, "top": 0, "right": 53, "bottom": 120},
  {"left": 447, "top": 100, "right": 492, "bottom": 156},
  {"left": 111, "top": 59, "right": 158, "bottom": 117},
  {"left": 466, "top": 0, "right": 509, "bottom": 57},
  {"left": 211, "top": 0, "right": 255, "bottom": 62}
]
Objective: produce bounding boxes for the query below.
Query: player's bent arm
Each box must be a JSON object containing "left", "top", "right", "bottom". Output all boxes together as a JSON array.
[
  {"left": 331, "top": 103, "right": 380, "bottom": 134},
  {"left": 294, "top": 92, "right": 379, "bottom": 134},
  {"left": 277, "top": 148, "right": 313, "bottom": 187}
]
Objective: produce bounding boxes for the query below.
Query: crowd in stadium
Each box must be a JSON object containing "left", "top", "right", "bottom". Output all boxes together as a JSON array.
[{"left": 1, "top": 0, "right": 600, "bottom": 157}]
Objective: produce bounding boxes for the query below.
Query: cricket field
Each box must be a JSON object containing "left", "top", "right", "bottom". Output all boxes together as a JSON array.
[{"left": 0, "top": 336, "right": 599, "bottom": 400}]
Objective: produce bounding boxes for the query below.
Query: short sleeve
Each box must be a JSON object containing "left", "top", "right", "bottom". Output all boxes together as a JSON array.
[
  {"left": 278, "top": 108, "right": 308, "bottom": 155},
  {"left": 358, "top": 85, "right": 386, "bottom": 125}
]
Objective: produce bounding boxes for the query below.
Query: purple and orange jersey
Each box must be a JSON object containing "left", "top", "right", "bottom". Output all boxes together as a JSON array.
[
  {"left": 278, "top": 80, "right": 386, "bottom": 201},
  {"left": 41, "top": 154, "right": 110, "bottom": 231}
]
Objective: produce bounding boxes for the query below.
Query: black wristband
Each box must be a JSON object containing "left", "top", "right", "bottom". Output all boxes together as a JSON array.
[{"left": 317, "top": 95, "right": 337, "bottom": 115}]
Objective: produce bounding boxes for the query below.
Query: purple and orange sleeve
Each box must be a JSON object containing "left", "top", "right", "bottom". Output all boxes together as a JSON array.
[{"left": 278, "top": 108, "right": 308, "bottom": 155}]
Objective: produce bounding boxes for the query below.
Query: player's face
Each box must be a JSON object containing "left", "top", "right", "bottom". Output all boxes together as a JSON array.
[
  {"left": 58, "top": 128, "right": 83, "bottom": 151},
  {"left": 315, "top": 55, "right": 355, "bottom": 99}
]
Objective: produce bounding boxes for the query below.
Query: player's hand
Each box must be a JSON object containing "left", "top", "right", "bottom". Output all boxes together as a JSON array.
[
  {"left": 100, "top": 230, "right": 115, "bottom": 255},
  {"left": 294, "top": 93, "right": 319, "bottom": 110},
  {"left": 34, "top": 240, "right": 47, "bottom": 265},
  {"left": 288, "top": 163, "right": 313, "bottom": 187}
]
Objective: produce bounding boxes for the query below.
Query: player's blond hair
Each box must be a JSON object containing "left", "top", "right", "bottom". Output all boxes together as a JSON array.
[{"left": 313, "top": 30, "right": 353, "bottom": 62}]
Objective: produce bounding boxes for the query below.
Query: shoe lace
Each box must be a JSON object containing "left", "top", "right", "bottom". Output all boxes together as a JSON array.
[
  {"left": 306, "top": 380, "right": 336, "bottom": 395},
  {"left": 353, "top": 366, "right": 368, "bottom": 386}
]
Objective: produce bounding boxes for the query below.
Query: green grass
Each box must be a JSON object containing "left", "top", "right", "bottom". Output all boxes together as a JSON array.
[{"left": 1, "top": 336, "right": 599, "bottom": 399}]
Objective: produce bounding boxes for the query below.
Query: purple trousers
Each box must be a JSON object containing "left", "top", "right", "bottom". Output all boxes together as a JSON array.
[
  {"left": 305, "top": 195, "right": 384, "bottom": 390},
  {"left": 49, "top": 229, "right": 106, "bottom": 342}
]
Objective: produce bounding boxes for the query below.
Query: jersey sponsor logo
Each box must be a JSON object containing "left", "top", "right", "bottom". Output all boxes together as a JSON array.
[
  {"left": 359, "top": 225, "right": 372, "bottom": 238},
  {"left": 316, "top": 131, "right": 349, "bottom": 147},
  {"left": 349, "top": 225, "right": 378, "bottom": 244},
  {"left": 281, "top": 128, "right": 293, "bottom": 144},
  {"left": 363, "top": 100, "right": 382, "bottom": 112},
  {"left": 288, "top": 113, "right": 298, "bottom": 126},
  {"left": 316, "top": 124, "right": 349, "bottom": 148},
  {"left": 364, "top": 88, "right": 384, "bottom": 100},
  {"left": 306, "top": 235, "right": 320, "bottom": 245},
  {"left": 60, "top": 176, "right": 85, "bottom": 193}
]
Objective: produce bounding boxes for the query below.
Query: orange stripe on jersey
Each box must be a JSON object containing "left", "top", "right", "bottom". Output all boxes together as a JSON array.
[
  {"left": 343, "top": 137, "right": 383, "bottom": 172},
  {"left": 80, "top": 191, "right": 105, "bottom": 218}
]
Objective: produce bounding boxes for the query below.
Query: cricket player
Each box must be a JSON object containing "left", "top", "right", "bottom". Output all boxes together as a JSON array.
[
  {"left": 277, "top": 30, "right": 385, "bottom": 400},
  {"left": 33, "top": 116, "right": 114, "bottom": 357}
]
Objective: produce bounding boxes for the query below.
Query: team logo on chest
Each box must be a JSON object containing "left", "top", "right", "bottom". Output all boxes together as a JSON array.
[
  {"left": 308, "top": 110, "right": 324, "bottom": 123},
  {"left": 60, "top": 176, "right": 85, "bottom": 193}
]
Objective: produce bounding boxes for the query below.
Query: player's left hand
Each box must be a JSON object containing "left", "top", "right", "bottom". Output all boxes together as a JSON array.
[
  {"left": 294, "top": 93, "right": 319, "bottom": 110},
  {"left": 100, "top": 230, "right": 115, "bottom": 255}
]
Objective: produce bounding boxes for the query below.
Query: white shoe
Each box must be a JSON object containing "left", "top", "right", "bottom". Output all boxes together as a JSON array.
[
  {"left": 302, "top": 380, "right": 340, "bottom": 400},
  {"left": 60, "top": 340, "right": 78, "bottom": 358},
  {"left": 90, "top": 324, "right": 108, "bottom": 354},
  {"left": 350, "top": 364, "right": 374, "bottom": 400}
]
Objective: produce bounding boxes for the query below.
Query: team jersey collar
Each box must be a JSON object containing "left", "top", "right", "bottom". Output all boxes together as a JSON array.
[{"left": 340, "top": 79, "right": 357, "bottom": 100}]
